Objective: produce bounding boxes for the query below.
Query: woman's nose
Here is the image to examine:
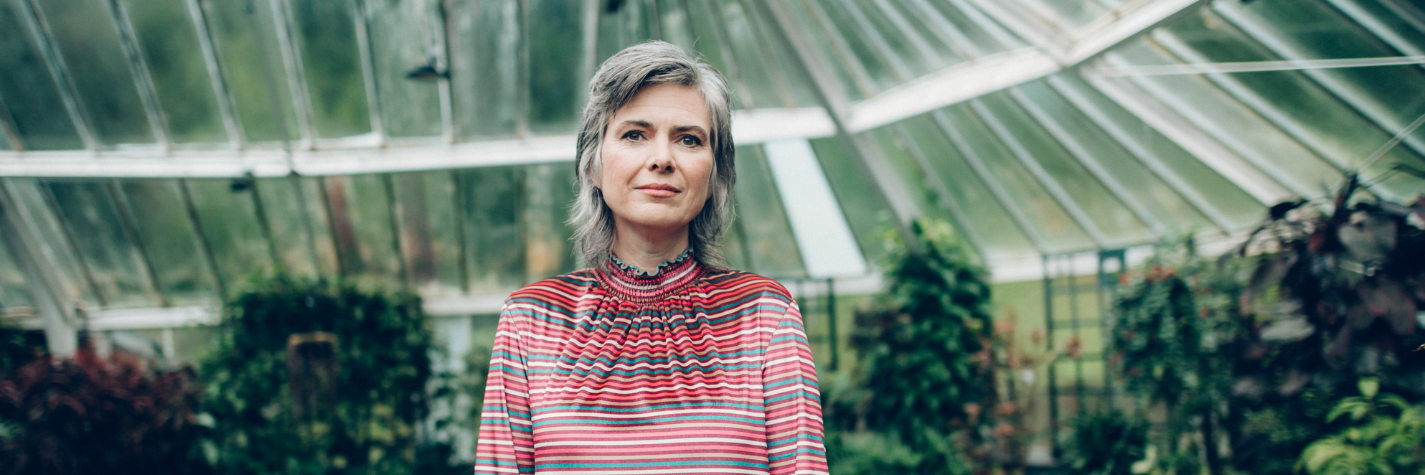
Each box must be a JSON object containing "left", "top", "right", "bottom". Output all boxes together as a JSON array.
[{"left": 648, "top": 142, "right": 674, "bottom": 172}]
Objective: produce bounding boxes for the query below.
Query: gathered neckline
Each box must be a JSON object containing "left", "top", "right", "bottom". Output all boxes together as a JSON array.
[{"left": 596, "top": 248, "right": 702, "bottom": 303}]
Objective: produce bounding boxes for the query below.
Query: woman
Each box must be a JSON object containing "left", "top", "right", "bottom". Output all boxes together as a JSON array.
[{"left": 473, "top": 41, "right": 828, "bottom": 474}]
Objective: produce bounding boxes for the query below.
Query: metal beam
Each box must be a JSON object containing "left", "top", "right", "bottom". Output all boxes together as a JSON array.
[
  {"left": 1006, "top": 88, "right": 1169, "bottom": 237},
  {"left": 968, "top": 99, "right": 1112, "bottom": 248},
  {"left": 514, "top": 0, "right": 530, "bottom": 138},
  {"left": 36, "top": 182, "right": 107, "bottom": 308},
  {"left": 177, "top": 178, "right": 227, "bottom": 298},
  {"left": 438, "top": 0, "right": 458, "bottom": 143},
  {"left": 0, "top": 107, "right": 833, "bottom": 178},
  {"left": 0, "top": 180, "right": 78, "bottom": 355},
  {"left": 1213, "top": 3, "right": 1425, "bottom": 159},
  {"left": 930, "top": 110, "right": 1053, "bottom": 254},
  {"left": 269, "top": 0, "right": 318, "bottom": 145},
  {"left": 105, "top": 0, "right": 171, "bottom": 147},
  {"left": 351, "top": 0, "right": 386, "bottom": 142},
  {"left": 1149, "top": 31, "right": 1368, "bottom": 189},
  {"left": 185, "top": 0, "right": 245, "bottom": 147},
  {"left": 1325, "top": 0, "right": 1425, "bottom": 59},
  {"left": 1046, "top": 75, "right": 1239, "bottom": 232},
  {"left": 958, "top": 0, "right": 1209, "bottom": 65},
  {"left": 847, "top": 48, "right": 1059, "bottom": 132},
  {"left": 700, "top": 0, "right": 764, "bottom": 109},
  {"left": 1100, "top": 53, "right": 1320, "bottom": 199},
  {"left": 832, "top": 0, "right": 913, "bottom": 81},
  {"left": 748, "top": 0, "right": 922, "bottom": 233},
  {"left": 793, "top": 0, "right": 877, "bottom": 98},
  {"left": 888, "top": 125, "right": 992, "bottom": 259},
  {"left": 1086, "top": 54, "right": 1425, "bottom": 76},
  {"left": 17, "top": 0, "right": 97, "bottom": 150},
  {"left": 105, "top": 180, "right": 170, "bottom": 307},
  {"left": 1083, "top": 72, "right": 1290, "bottom": 205}
]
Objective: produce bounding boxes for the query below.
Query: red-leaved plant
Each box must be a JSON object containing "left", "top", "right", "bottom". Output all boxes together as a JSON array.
[{"left": 0, "top": 348, "right": 214, "bottom": 475}]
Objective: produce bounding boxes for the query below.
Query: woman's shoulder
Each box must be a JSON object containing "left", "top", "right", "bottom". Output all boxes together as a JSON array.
[
  {"left": 504, "top": 268, "right": 599, "bottom": 310},
  {"left": 701, "top": 267, "right": 795, "bottom": 303}
]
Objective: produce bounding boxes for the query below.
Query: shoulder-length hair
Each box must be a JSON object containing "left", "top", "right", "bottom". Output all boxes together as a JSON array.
[{"left": 570, "top": 40, "right": 736, "bottom": 270}]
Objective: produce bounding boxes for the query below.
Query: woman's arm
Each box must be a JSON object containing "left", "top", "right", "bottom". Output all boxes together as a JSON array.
[
  {"left": 763, "top": 298, "right": 831, "bottom": 475},
  {"left": 474, "top": 304, "right": 535, "bottom": 474}
]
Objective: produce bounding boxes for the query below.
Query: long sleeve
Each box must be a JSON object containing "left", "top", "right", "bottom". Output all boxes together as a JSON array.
[
  {"left": 474, "top": 304, "right": 535, "bottom": 474},
  {"left": 762, "top": 299, "right": 831, "bottom": 475}
]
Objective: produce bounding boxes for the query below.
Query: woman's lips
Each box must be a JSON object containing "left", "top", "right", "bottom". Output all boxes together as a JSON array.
[{"left": 636, "top": 184, "right": 679, "bottom": 198}]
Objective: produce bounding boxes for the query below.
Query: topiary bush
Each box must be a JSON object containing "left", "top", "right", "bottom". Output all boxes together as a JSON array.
[{"left": 200, "top": 274, "right": 459, "bottom": 475}]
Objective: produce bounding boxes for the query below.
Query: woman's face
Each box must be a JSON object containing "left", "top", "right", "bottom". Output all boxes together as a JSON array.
[{"left": 598, "top": 83, "right": 714, "bottom": 237}]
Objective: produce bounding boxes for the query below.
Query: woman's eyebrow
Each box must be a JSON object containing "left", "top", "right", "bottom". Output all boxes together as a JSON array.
[{"left": 672, "top": 125, "right": 707, "bottom": 136}]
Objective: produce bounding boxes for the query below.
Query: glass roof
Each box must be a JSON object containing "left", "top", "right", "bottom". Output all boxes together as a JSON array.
[{"left": 1, "top": 0, "right": 1424, "bottom": 321}]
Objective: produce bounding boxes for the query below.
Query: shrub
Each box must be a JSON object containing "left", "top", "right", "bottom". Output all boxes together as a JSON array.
[
  {"left": 200, "top": 275, "right": 458, "bottom": 475},
  {"left": 0, "top": 349, "right": 214, "bottom": 475}
]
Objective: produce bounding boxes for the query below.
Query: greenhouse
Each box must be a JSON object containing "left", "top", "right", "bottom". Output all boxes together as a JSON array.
[{"left": 0, "top": 0, "right": 1423, "bottom": 473}]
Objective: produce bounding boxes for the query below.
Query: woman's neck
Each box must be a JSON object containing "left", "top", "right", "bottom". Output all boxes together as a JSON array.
[{"left": 611, "top": 223, "right": 690, "bottom": 274}]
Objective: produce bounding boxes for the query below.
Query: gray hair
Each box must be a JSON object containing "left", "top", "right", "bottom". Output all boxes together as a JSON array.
[{"left": 570, "top": 40, "right": 736, "bottom": 270}]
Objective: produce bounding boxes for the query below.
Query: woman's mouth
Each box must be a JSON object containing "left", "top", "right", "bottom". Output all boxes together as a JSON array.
[{"left": 636, "top": 184, "right": 680, "bottom": 198}]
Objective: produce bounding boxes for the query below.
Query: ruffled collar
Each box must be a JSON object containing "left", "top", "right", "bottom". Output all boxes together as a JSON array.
[{"left": 596, "top": 248, "right": 703, "bottom": 302}]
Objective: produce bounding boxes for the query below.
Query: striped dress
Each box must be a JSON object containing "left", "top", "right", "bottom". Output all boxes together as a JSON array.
[{"left": 474, "top": 250, "right": 829, "bottom": 474}]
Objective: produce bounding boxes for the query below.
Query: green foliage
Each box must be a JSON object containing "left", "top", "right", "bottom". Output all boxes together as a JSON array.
[
  {"left": 827, "top": 219, "right": 993, "bottom": 475},
  {"left": 1299, "top": 379, "right": 1425, "bottom": 475},
  {"left": 1065, "top": 409, "right": 1149, "bottom": 475},
  {"left": 0, "top": 318, "right": 39, "bottom": 377},
  {"left": 200, "top": 275, "right": 456, "bottom": 475},
  {"left": 0, "top": 350, "right": 214, "bottom": 475}
]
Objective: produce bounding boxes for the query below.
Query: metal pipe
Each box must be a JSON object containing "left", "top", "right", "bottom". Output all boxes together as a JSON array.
[
  {"left": 185, "top": 0, "right": 245, "bottom": 147},
  {"left": 514, "top": 0, "right": 530, "bottom": 138},
  {"left": 105, "top": 0, "right": 171, "bottom": 147},
  {"left": 0, "top": 180, "right": 79, "bottom": 356},
  {"left": 437, "top": 0, "right": 457, "bottom": 143},
  {"left": 383, "top": 174, "right": 411, "bottom": 288},
  {"left": 17, "top": 0, "right": 97, "bottom": 150},
  {"left": 245, "top": 176, "right": 283, "bottom": 270},
  {"left": 451, "top": 171, "right": 469, "bottom": 293}
]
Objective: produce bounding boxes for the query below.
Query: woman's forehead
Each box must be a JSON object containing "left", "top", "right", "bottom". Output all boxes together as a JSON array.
[{"left": 611, "top": 83, "right": 710, "bottom": 128}]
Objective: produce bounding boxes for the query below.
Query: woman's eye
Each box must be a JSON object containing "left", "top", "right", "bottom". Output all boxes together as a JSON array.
[
  {"left": 622, "top": 130, "right": 645, "bottom": 141},
  {"left": 679, "top": 135, "right": 703, "bottom": 147}
]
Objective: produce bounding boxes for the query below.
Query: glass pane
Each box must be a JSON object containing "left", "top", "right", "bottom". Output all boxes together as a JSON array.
[
  {"left": 682, "top": 0, "right": 767, "bottom": 106},
  {"left": 938, "top": 104, "right": 1096, "bottom": 253},
  {"left": 1012, "top": 80, "right": 1213, "bottom": 235},
  {"left": 733, "top": 145, "right": 805, "bottom": 278},
  {"left": 719, "top": 1, "right": 794, "bottom": 108},
  {"left": 896, "top": 115, "right": 1038, "bottom": 260},
  {"left": 927, "top": 0, "right": 1025, "bottom": 55},
  {"left": 121, "top": 0, "right": 227, "bottom": 143},
  {"left": 0, "top": 238, "right": 35, "bottom": 311},
  {"left": 655, "top": 0, "right": 695, "bottom": 52},
  {"left": 840, "top": 0, "right": 938, "bottom": 78},
  {"left": 254, "top": 177, "right": 320, "bottom": 279},
  {"left": 876, "top": 0, "right": 966, "bottom": 67},
  {"left": 393, "top": 171, "right": 462, "bottom": 296},
  {"left": 184, "top": 178, "right": 272, "bottom": 296},
  {"left": 448, "top": 0, "right": 518, "bottom": 139},
  {"left": 974, "top": 93, "right": 1155, "bottom": 246},
  {"left": 522, "top": 164, "right": 578, "bottom": 280},
  {"left": 202, "top": 0, "right": 301, "bottom": 143},
  {"left": 45, "top": 181, "right": 156, "bottom": 307},
  {"left": 859, "top": 127, "right": 957, "bottom": 230},
  {"left": 1221, "top": 0, "right": 1425, "bottom": 162},
  {"left": 1157, "top": 11, "right": 1425, "bottom": 200},
  {"left": 3, "top": 179, "right": 97, "bottom": 305},
  {"left": 458, "top": 166, "right": 525, "bottom": 291},
  {"left": 36, "top": 0, "right": 154, "bottom": 146},
  {"left": 299, "top": 177, "right": 341, "bottom": 278},
  {"left": 1011, "top": 0, "right": 1106, "bottom": 36},
  {"left": 527, "top": 0, "right": 586, "bottom": 133},
  {"left": 1108, "top": 42, "right": 1343, "bottom": 199},
  {"left": 324, "top": 174, "right": 400, "bottom": 279},
  {"left": 119, "top": 180, "right": 219, "bottom": 306},
  {"left": 801, "top": 0, "right": 899, "bottom": 92},
  {"left": 808, "top": 136, "right": 893, "bottom": 264},
  {"left": 364, "top": 0, "right": 441, "bottom": 138},
  {"left": 0, "top": 2, "right": 85, "bottom": 150},
  {"left": 288, "top": 0, "right": 371, "bottom": 138},
  {"left": 1048, "top": 75, "right": 1265, "bottom": 229}
]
